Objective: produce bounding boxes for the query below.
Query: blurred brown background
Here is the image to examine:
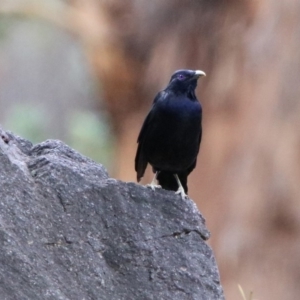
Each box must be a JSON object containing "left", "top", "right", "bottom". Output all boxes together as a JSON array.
[{"left": 1, "top": 0, "right": 300, "bottom": 299}]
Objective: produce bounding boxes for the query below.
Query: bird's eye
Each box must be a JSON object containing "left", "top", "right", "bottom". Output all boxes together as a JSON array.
[{"left": 178, "top": 74, "right": 185, "bottom": 80}]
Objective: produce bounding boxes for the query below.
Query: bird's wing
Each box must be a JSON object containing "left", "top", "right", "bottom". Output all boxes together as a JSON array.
[
  {"left": 135, "top": 92, "right": 164, "bottom": 181},
  {"left": 136, "top": 92, "right": 165, "bottom": 142},
  {"left": 135, "top": 143, "right": 147, "bottom": 182}
]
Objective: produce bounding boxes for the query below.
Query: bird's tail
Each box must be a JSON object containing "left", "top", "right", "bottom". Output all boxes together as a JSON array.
[{"left": 157, "top": 171, "right": 188, "bottom": 193}]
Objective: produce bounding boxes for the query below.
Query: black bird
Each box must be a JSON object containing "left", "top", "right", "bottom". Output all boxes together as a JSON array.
[{"left": 135, "top": 69, "right": 206, "bottom": 198}]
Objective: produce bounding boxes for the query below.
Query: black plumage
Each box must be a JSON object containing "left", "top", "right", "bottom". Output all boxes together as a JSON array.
[{"left": 135, "top": 69, "right": 205, "bottom": 198}]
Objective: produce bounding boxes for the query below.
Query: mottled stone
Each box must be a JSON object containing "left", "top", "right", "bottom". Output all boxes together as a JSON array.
[{"left": 0, "top": 127, "right": 224, "bottom": 300}]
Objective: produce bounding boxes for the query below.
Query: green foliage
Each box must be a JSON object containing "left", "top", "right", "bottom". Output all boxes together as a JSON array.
[
  {"left": 4, "top": 103, "right": 114, "bottom": 169},
  {"left": 5, "top": 103, "right": 47, "bottom": 143},
  {"left": 68, "top": 111, "right": 114, "bottom": 168},
  {"left": 0, "top": 16, "right": 14, "bottom": 41}
]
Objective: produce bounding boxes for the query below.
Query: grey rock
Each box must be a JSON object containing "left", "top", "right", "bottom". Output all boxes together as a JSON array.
[{"left": 0, "top": 127, "right": 224, "bottom": 300}]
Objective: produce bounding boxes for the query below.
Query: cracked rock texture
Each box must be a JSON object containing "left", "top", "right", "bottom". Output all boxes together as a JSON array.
[{"left": 0, "top": 128, "right": 224, "bottom": 300}]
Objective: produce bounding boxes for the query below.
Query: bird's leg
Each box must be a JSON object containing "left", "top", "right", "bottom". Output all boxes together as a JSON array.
[
  {"left": 174, "top": 174, "right": 187, "bottom": 199},
  {"left": 146, "top": 172, "right": 162, "bottom": 191}
]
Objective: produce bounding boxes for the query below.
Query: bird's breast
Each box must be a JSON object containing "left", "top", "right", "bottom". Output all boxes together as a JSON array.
[
  {"left": 144, "top": 99, "right": 201, "bottom": 171},
  {"left": 157, "top": 98, "right": 201, "bottom": 128}
]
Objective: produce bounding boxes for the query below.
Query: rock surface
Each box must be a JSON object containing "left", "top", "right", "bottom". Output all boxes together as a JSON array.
[{"left": 0, "top": 128, "right": 224, "bottom": 300}]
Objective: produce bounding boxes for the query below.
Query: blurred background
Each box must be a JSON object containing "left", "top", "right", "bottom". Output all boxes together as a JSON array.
[{"left": 1, "top": 0, "right": 300, "bottom": 299}]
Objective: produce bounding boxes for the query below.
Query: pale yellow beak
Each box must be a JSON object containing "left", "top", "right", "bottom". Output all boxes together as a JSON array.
[{"left": 195, "top": 70, "right": 206, "bottom": 77}]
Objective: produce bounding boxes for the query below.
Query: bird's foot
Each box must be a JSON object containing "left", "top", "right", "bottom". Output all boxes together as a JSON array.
[
  {"left": 175, "top": 186, "right": 187, "bottom": 199},
  {"left": 146, "top": 184, "right": 162, "bottom": 191}
]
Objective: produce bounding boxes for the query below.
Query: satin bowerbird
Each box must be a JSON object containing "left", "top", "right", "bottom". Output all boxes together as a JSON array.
[{"left": 135, "top": 69, "right": 205, "bottom": 198}]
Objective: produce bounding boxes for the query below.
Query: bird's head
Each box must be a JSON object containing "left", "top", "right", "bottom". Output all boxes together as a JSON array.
[{"left": 166, "top": 69, "right": 206, "bottom": 99}]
